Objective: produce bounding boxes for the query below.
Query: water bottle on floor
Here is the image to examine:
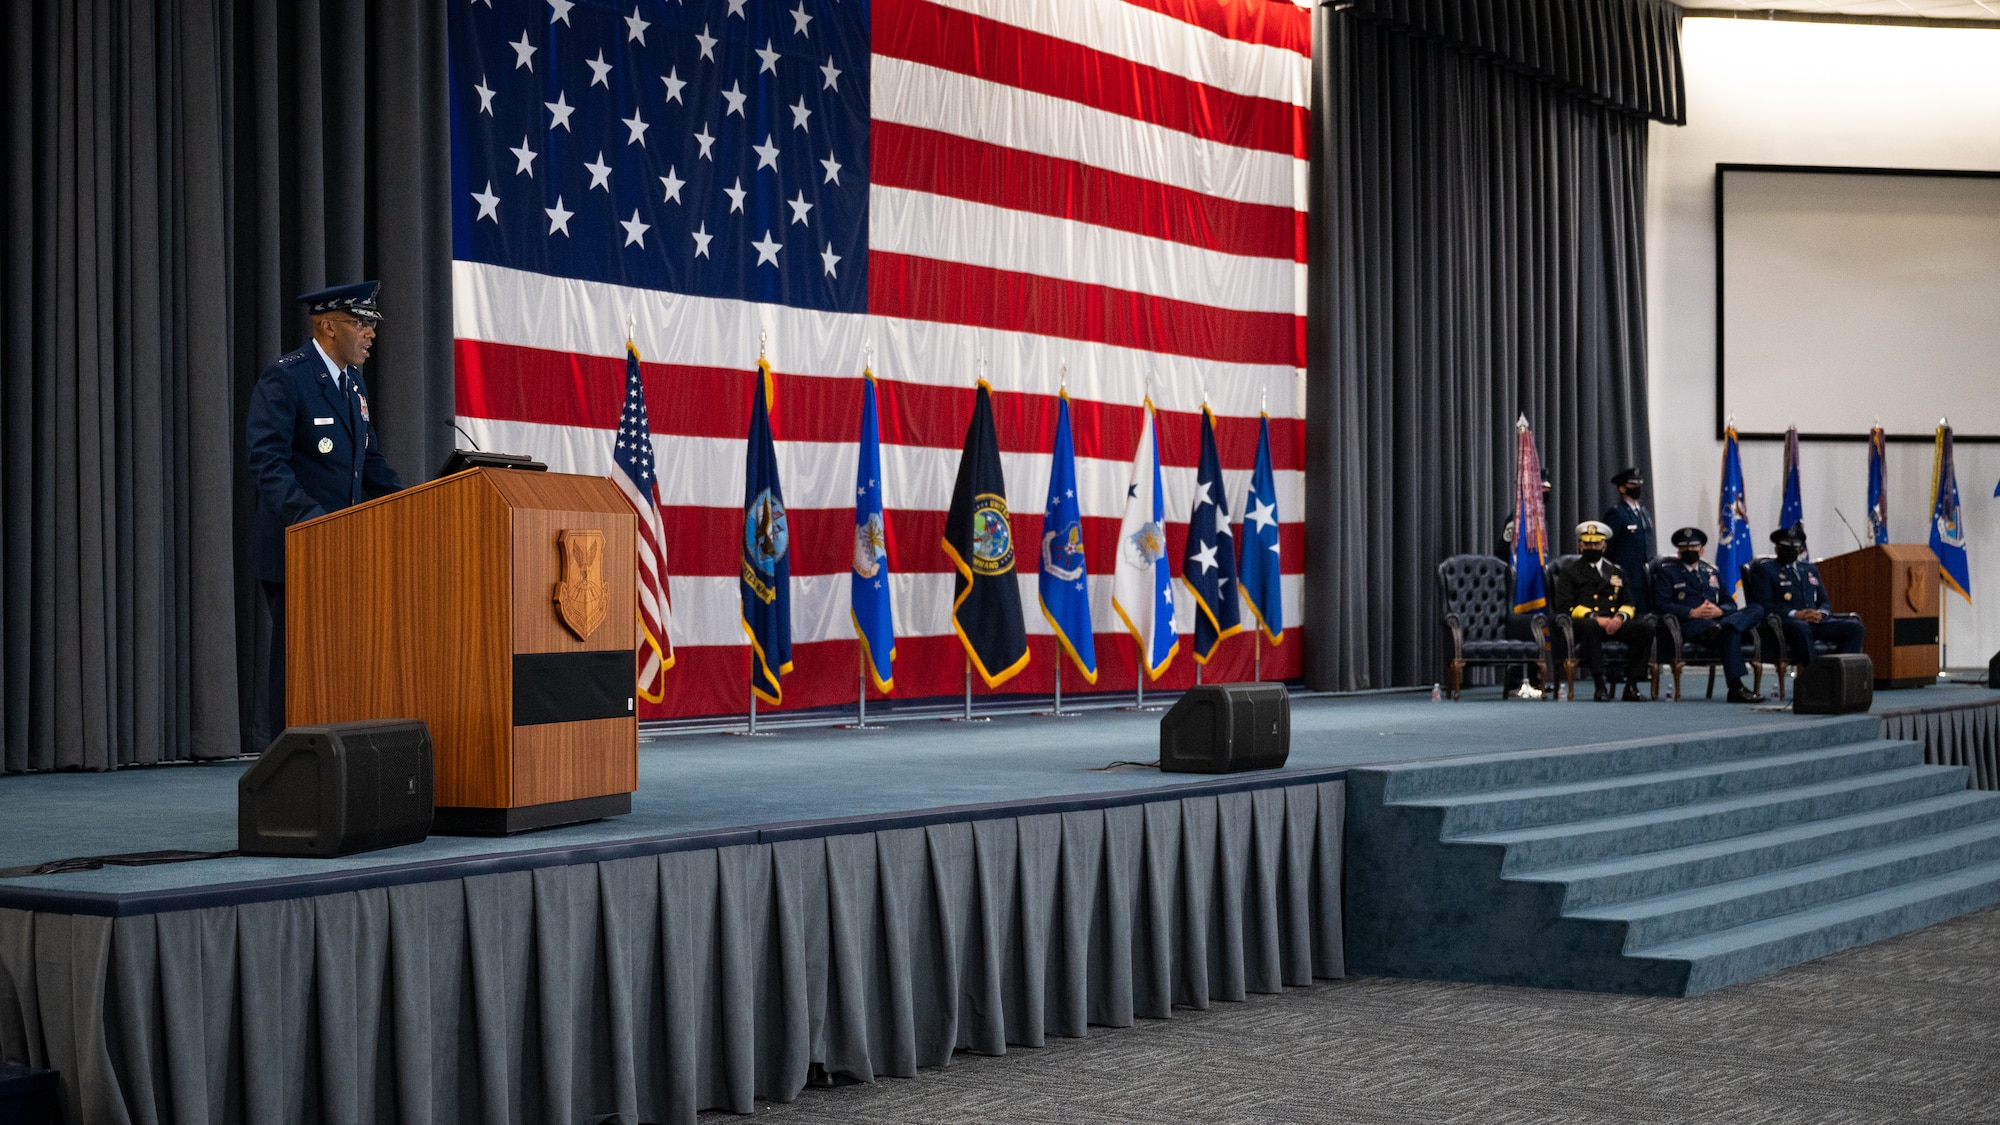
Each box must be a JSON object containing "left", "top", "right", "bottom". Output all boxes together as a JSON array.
[{"left": 1431, "top": 683, "right": 1442, "bottom": 702}]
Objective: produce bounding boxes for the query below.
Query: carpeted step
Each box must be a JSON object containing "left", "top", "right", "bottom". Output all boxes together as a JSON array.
[
  {"left": 1376, "top": 716, "right": 1880, "bottom": 802},
  {"left": 1461, "top": 764, "right": 1972, "bottom": 874},
  {"left": 1571, "top": 816, "right": 2000, "bottom": 949},
  {"left": 1517, "top": 789, "right": 2000, "bottom": 911},
  {"left": 1630, "top": 857, "right": 2000, "bottom": 995},
  {"left": 1410, "top": 740, "right": 1923, "bottom": 836}
]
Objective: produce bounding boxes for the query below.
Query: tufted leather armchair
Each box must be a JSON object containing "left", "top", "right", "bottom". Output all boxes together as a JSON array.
[
  {"left": 1544, "top": 554, "right": 1660, "bottom": 700},
  {"left": 1649, "top": 559, "right": 1765, "bottom": 700},
  {"left": 1436, "top": 554, "right": 1549, "bottom": 701}
]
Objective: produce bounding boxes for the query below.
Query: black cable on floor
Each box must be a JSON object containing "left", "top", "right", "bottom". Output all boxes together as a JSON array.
[{"left": 0, "top": 849, "right": 239, "bottom": 879}]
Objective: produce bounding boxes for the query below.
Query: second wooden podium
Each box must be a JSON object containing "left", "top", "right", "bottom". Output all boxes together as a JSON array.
[
  {"left": 286, "top": 466, "right": 639, "bottom": 833},
  {"left": 1816, "top": 544, "right": 1941, "bottom": 690}
]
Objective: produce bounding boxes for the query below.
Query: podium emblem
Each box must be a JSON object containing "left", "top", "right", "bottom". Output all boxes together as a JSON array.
[
  {"left": 1906, "top": 564, "right": 1933, "bottom": 614},
  {"left": 554, "top": 529, "right": 609, "bottom": 640}
]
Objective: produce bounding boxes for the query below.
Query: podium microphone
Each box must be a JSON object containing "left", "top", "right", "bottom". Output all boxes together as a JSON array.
[
  {"left": 451, "top": 422, "right": 484, "bottom": 451},
  {"left": 1833, "top": 508, "right": 1867, "bottom": 553}
]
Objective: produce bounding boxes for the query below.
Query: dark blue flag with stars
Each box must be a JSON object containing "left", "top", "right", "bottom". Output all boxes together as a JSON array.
[
  {"left": 741, "top": 359, "right": 793, "bottom": 704},
  {"left": 1181, "top": 406, "right": 1243, "bottom": 663},
  {"left": 451, "top": 0, "right": 869, "bottom": 310}
]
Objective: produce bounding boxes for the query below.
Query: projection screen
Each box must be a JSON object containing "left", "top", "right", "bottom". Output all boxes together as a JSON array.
[{"left": 1716, "top": 164, "right": 2000, "bottom": 441}]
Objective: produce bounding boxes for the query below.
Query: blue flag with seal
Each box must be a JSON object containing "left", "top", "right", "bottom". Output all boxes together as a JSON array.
[
  {"left": 1780, "top": 425, "right": 1804, "bottom": 549},
  {"left": 1867, "top": 426, "right": 1889, "bottom": 545},
  {"left": 1930, "top": 421, "right": 1971, "bottom": 602},
  {"left": 740, "top": 358, "right": 792, "bottom": 705},
  {"left": 943, "top": 381, "right": 1030, "bottom": 687},
  {"left": 1182, "top": 406, "right": 1243, "bottom": 663},
  {"left": 1717, "top": 425, "right": 1754, "bottom": 598},
  {"left": 1039, "top": 390, "right": 1097, "bottom": 682},
  {"left": 1238, "top": 413, "right": 1283, "bottom": 642},
  {"left": 1509, "top": 416, "right": 1548, "bottom": 613},
  {"left": 851, "top": 368, "right": 896, "bottom": 692},
  {"left": 1114, "top": 400, "right": 1177, "bottom": 679}
]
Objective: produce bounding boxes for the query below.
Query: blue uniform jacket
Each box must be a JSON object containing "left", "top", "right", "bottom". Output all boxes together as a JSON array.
[
  {"left": 246, "top": 344, "right": 404, "bottom": 583},
  {"left": 1745, "top": 557, "right": 1832, "bottom": 619},
  {"left": 1652, "top": 558, "right": 1739, "bottom": 617},
  {"left": 1603, "top": 499, "right": 1656, "bottom": 588}
]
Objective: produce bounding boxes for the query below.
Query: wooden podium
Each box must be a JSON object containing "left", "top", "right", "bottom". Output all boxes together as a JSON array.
[
  {"left": 286, "top": 467, "right": 639, "bottom": 833},
  {"left": 1815, "top": 545, "right": 1941, "bottom": 689}
]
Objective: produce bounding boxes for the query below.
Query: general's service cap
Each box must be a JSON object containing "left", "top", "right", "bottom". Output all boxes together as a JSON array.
[
  {"left": 297, "top": 280, "right": 382, "bottom": 323},
  {"left": 1671, "top": 526, "right": 1708, "bottom": 549}
]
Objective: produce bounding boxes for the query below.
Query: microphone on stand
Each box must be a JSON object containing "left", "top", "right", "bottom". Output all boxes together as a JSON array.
[
  {"left": 1833, "top": 508, "right": 1867, "bottom": 553},
  {"left": 451, "top": 423, "right": 483, "bottom": 451}
]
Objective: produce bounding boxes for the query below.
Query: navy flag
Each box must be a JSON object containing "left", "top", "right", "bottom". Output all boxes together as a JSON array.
[
  {"left": 740, "top": 358, "right": 793, "bottom": 704},
  {"left": 943, "top": 381, "right": 1030, "bottom": 687},
  {"left": 1182, "top": 406, "right": 1243, "bottom": 663}
]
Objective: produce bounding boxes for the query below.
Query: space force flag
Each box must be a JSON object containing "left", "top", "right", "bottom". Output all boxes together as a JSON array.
[
  {"left": 1930, "top": 422, "right": 1971, "bottom": 602},
  {"left": 1113, "top": 399, "right": 1178, "bottom": 679},
  {"left": 1717, "top": 426, "right": 1754, "bottom": 598},
  {"left": 1510, "top": 416, "right": 1548, "bottom": 614},
  {"left": 740, "top": 358, "right": 793, "bottom": 705},
  {"left": 1238, "top": 413, "right": 1284, "bottom": 643},
  {"left": 1866, "top": 427, "right": 1889, "bottom": 545},
  {"left": 943, "top": 381, "right": 1030, "bottom": 687},
  {"left": 1039, "top": 391, "right": 1097, "bottom": 682},
  {"left": 1183, "top": 407, "right": 1243, "bottom": 663},
  {"left": 851, "top": 369, "right": 895, "bottom": 692}
]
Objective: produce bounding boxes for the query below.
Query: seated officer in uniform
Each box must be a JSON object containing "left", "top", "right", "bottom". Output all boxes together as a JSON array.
[
  {"left": 1652, "top": 527, "right": 1766, "bottom": 703},
  {"left": 1551, "top": 520, "right": 1657, "bottom": 701},
  {"left": 1745, "top": 523, "right": 1864, "bottom": 668}
]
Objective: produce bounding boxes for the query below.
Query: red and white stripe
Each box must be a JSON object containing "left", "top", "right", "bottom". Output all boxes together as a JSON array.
[
  {"left": 619, "top": 468, "right": 675, "bottom": 701},
  {"left": 454, "top": 0, "right": 1313, "bottom": 718}
]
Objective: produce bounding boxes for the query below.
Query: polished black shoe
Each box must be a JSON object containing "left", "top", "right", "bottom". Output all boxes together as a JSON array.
[
  {"left": 1620, "top": 684, "right": 1648, "bottom": 702},
  {"left": 1727, "top": 684, "right": 1765, "bottom": 704},
  {"left": 1592, "top": 680, "right": 1613, "bottom": 702}
]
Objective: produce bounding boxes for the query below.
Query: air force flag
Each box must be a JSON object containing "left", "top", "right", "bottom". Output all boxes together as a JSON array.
[
  {"left": 1182, "top": 406, "right": 1242, "bottom": 663},
  {"left": 851, "top": 369, "right": 896, "bottom": 692},
  {"left": 1113, "top": 399, "right": 1178, "bottom": 679},
  {"left": 1039, "top": 391, "right": 1097, "bottom": 681},
  {"left": 1717, "top": 426, "right": 1754, "bottom": 599},
  {"left": 1930, "top": 422, "right": 1971, "bottom": 602}
]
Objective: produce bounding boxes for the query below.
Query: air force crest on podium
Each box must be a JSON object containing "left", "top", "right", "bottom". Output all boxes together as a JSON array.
[{"left": 554, "top": 528, "right": 608, "bottom": 640}]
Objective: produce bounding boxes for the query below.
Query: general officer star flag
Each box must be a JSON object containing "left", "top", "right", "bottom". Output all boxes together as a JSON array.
[
  {"left": 1238, "top": 412, "right": 1283, "bottom": 643},
  {"left": 943, "top": 382, "right": 1029, "bottom": 687},
  {"left": 1183, "top": 406, "right": 1242, "bottom": 663},
  {"left": 741, "top": 359, "right": 792, "bottom": 704}
]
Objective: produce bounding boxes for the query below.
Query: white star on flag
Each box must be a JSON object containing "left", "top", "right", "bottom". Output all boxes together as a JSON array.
[
  {"left": 724, "top": 177, "right": 746, "bottom": 212},
  {"left": 757, "top": 40, "right": 780, "bottom": 73},
  {"left": 694, "top": 124, "right": 715, "bottom": 159},
  {"left": 509, "top": 31, "right": 536, "bottom": 70},
  {"left": 820, "top": 153, "right": 841, "bottom": 184},
  {"left": 722, "top": 81, "right": 747, "bottom": 117},
  {"left": 754, "top": 136, "right": 780, "bottom": 170},
  {"left": 586, "top": 50, "right": 613, "bottom": 87},
  {"left": 546, "top": 91, "right": 574, "bottom": 130},
  {"left": 786, "top": 190, "right": 813, "bottom": 225},
  {"left": 820, "top": 58, "right": 841, "bottom": 90},
  {"left": 821, "top": 244, "right": 841, "bottom": 276},
  {"left": 623, "top": 110, "right": 649, "bottom": 145},
  {"left": 691, "top": 221, "right": 713, "bottom": 258},
  {"left": 621, "top": 210, "right": 650, "bottom": 247},
  {"left": 790, "top": 3, "right": 813, "bottom": 36},
  {"left": 659, "top": 167, "right": 685, "bottom": 203},
  {"left": 625, "top": 6, "right": 649, "bottom": 43},
  {"left": 471, "top": 181, "right": 500, "bottom": 221},
  {"left": 1246, "top": 499, "right": 1278, "bottom": 533},
  {"left": 660, "top": 68, "right": 686, "bottom": 103},
  {"left": 1193, "top": 542, "right": 1219, "bottom": 574},
  {"left": 752, "top": 230, "right": 782, "bottom": 267},
  {"left": 789, "top": 96, "right": 812, "bottom": 131},
  {"left": 548, "top": 0, "right": 572, "bottom": 25},
  {"left": 545, "top": 195, "right": 573, "bottom": 235},
  {"left": 475, "top": 78, "right": 495, "bottom": 114},
  {"left": 585, "top": 151, "right": 612, "bottom": 190},
  {"left": 695, "top": 24, "right": 716, "bottom": 59},
  {"left": 510, "top": 136, "right": 537, "bottom": 175}
]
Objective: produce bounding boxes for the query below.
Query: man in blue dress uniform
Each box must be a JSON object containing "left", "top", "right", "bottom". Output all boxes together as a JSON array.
[
  {"left": 245, "top": 281, "right": 405, "bottom": 741},
  {"left": 1652, "top": 526, "right": 1766, "bottom": 703},
  {"left": 1603, "top": 467, "right": 1656, "bottom": 616},
  {"left": 1745, "top": 523, "right": 1864, "bottom": 668},
  {"left": 1551, "top": 520, "right": 1657, "bottom": 701}
]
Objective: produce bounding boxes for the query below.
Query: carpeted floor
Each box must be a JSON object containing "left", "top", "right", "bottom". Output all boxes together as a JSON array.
[{"left": 733, "top": 905, "right": 2000, "bottom": 1124}]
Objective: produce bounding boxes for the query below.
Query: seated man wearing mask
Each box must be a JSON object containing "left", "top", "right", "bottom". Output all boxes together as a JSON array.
[
  {"left": 1653, "top": 526, "right": 1766, "bottom": 703},
  {"left": 1551, "top": 520, "right": 1657, "bottom": 701},
  {"left": 1746, "top": 523, "right": 1864, "bottom": 667}
]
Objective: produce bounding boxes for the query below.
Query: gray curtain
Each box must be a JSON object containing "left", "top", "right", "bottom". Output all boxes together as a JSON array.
[
  {"left": 1303, "top": 3, "right": 1678, "bottom": 692},
  {"left": 0, "top": 783, "right": 1345, "bottom": 1125},
  {"left": 0, "top": 0, "right": 454, "bottom": 772},
  {"left": 1883, "top": 699, "right": 2000, "bottom": 791}
]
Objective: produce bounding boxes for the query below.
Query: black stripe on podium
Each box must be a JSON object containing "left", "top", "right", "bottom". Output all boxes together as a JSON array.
[
  {"left": 513, "top": 650, "right": 635, "bottom": 727},
  {"left": 1893, "top": 617, "right": 1939, "bottom": 647}
]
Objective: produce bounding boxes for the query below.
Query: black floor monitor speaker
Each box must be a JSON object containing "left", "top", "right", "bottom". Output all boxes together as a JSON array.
[
  {"left": 1989, "top": 650, "right": 1999, "bottom": 688},
  {"left": 1793, "top": 654, "right": 1874, "bottom": 715},
  {"left": 240, "top": 720, "right": 436, "bottom": 857},
  {"left": 1160, "top": 683, "right": 1290, "bottom": 773}
]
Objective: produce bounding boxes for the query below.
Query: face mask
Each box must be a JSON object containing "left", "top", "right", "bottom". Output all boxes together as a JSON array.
[
  {"left": 1622, "top": 484, "right": 1644, "bottom": 502},
  {"left": 1774, "top": 544, "right": 1798, "bottom": 564},
  {"left": 1678, "top": 548, "right": 1702, "bottom": 565},
  {"left": 1580, "top": 547, "right": 1606, "bottom": 564}
]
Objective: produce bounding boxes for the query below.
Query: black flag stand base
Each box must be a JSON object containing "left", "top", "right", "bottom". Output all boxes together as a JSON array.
[
  {"left": 1254, "top": 630, "right": 1261, "bottom": 681},
  {"left": 1036, "top": 655, "right": 1081, "bottom": 719},
  {"left": 725, "top": 690, "right": 776, "bottom": 737},
  {"left": 838, "top": 653, "right": 885, "bottom": 731},
  {"left": 1119, "top": 635, "right": 1166, "bottom": 712},
  {"left": 942, "top": 657, "right": 992, "bottom": 723}
]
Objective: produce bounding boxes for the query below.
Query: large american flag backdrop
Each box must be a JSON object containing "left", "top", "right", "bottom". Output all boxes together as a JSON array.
[{"left": 449, "top": 0, "right": 1311, "bottom": 719}]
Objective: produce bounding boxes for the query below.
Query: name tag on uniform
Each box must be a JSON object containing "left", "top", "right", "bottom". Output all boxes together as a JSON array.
[{"left": 314, "top": 417, "right": 336, "bottom": 426}]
